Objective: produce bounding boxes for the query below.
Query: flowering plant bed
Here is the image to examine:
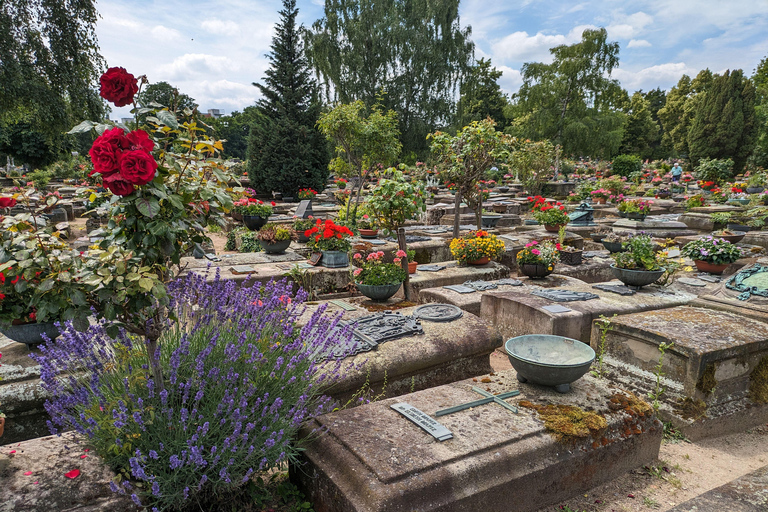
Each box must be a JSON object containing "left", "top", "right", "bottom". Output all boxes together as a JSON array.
[
  {"left": 590, "top": 188, "right": 611, "bottom": 200},
  {"left": 297, "top": 188, "right": 317, "bottom": 200},
  {"left": 255, "top": 223, "right": 296, "bottom": 244},
  {"left": 516, "top": 240, "right": 560, "bottom": 268},
  {"left": 681, "top": 236, "right": 743, "bottom": 265},
  {"left": 351, "top": 250, "right": 407, "bottom": 286},
  {"left": 612, "top": 235, "right": 665, "bottom": 271},
  {"left": 449, "top": 230, "right": 505, "bottom": 265},
  {"left": 618, "top": 198, "right": 653, "bottom": 214},
  {"left": 305, "top": 219, "right": 354, "bottom": 252},
  {"left": 233, "top": 198, "right": 274, "bottom": 217},
  {"left": 529, "top": 196, "right": 569, "bottom": 226}
]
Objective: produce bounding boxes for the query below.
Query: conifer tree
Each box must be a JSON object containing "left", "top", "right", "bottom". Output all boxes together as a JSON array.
[
  {"left": 619, "top": 92, "right": 659, "bottom": 159},
  {"left": 247, "top": 0, "right": 328, "bottom": 196},
  {"left": 688, "top": 69, "right": 756, "bottom": 171}
]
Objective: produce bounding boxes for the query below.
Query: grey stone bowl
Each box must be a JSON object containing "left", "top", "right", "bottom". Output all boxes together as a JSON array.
[
  {"left": 505, "top": 335, "right": 595, "bottom": 393},
  {"left": 0, "top": 322, "right": 59, "bottom": 345}
]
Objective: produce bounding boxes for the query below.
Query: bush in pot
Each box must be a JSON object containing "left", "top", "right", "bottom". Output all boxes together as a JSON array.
[
  {"left": 366, "top": 168, "right": 426, "bottom": 236},
  {"left": 681, "top": 236, "right": 743, "bottom": 274},
  {"left": 293, "top": 216, "right": 315, "bottom": 242},
  {"left": 449, "top": 230, "right": 506, "bottom": 265},
  {"left": 255, "top": 223, "right": 296, "bottom": 253},
  {"left": 351, "top": 250, "right": 407, "bottom": 300},
  {"left": 516, "top": 240, "right": 560, "bottom": 278},
  {"left": 611, "top": 235, "right": 668, "bottom": 287}
]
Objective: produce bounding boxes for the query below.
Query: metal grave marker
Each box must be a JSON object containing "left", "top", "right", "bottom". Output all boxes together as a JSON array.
[
  {"left": 583, "top": 250, "right": 610, "bottom": 258},
  {"left": 352, "top": 311, "right": 424, "bottom": 345},
  {"left": 419, "top": 264, "right": 447, "bottom": 272},
  {"left": 541, "top": 304, "right": 572, "bottom": 314},
  {"left": 531, "top": 289, "right": 599, "bottom": 302},
  {"left": 413, "top": 304, "right": 463, "bottom": 322},
  {"left": 677, "top": 277, "right": 707, "bottom": 287},
  {"left": 567, "top": 202, "right": 596, "bottom": 226},
  {"left": 391, "top": 403, "right": 453, "bottom": 441},
  {"left": 696, "top": 274, "right": 721, "bottom": 283},
  {"left": 463, "top": 280, "right": 497, "bottom": 291},
  {"left": 329, "top": 299, "right": 357, "bottom": 311},
  {"left": 443, "top": 284, "right": 476, "bottom": 294},
  {"left": 230, "top": 265, "right": 257, "bottom": 275},
  {"left": 435, "top": 387, "right": 520, "bottom": 417},
  {"left": 726, "top": 264, "right": 768, "bottom": 300},
  {"left": 592, "top": 283, "right": 636, "bottom": 296}
]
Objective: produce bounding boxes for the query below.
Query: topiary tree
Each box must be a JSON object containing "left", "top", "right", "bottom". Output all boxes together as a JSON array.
[
  {"left": 610, "top": 154, "right": 642, "bottom": 177},
  {"left": 367, "top": 167, "right": 426, "bottom": 235}
]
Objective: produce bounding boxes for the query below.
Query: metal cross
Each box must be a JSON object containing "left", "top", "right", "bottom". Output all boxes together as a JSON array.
[{"left": 435, "top": 386, "right": 520, "bottom": 417}]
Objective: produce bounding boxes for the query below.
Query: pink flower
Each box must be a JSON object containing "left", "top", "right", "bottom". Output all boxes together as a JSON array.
[
  {"left": 396, "top": 250, "right": 407, "bottom": 258},
  {"left": 393, "top": 257, "right": 402, "bottom": 264},
  {"left": 353, "top": 268, "right": 362, "bottom": 276},
  {"left": 531, "top": 249, "right": 540, "bottom": 255},
  {"left": 353, "top": 253, "right": 362, "bottom": 259}
]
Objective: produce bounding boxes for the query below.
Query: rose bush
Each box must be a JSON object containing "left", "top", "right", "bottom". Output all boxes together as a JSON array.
[{"left": 98, "top": 67, "right": 139, "bottom": 107}]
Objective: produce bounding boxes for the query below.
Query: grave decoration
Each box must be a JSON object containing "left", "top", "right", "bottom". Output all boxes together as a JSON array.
[
  {"left": 351, "top": 250, "right": 407, "bottom": 301},
  {"left": 391, "top": 403, "right": 453, "bottom": 441},
  {"left": 592, "top": 283, "right": 636, "bottom": 296},
  {"left": 530, "top": 195, "right": 569, "bottom": 232},
  {"left": 568, "top": 202, "right": 596, "bottom": 226},
  {"left": 449, "top": 230, "right": 506, "bottom": 265},
  {"left": 517, "top": 240, "right": 560, "bottom": 279},
  {"left": 435, "top": 387, "right": 521, "bottom": 417},
  {"left": 305, "top": 218, "right": 354, "bottom": 268},
  {"left": 725, "top": 264, "right": 768, "bottom": 301},
  {"left": 611, "top": 234, "right": 666, "bottom": 288},
  {"left": 681, "top": 236, "right": 743, "bottom": 275},
  {"left": 412, "top": 303, "right": 463, "bottom": 322},
  {"left": 463, "top": 280, "right": 498, "bottom": 291},
  {"left": 505, "top": 334, "right": 596, "bottom": 393},
  {"left": 530, "top": 289, "right": 599, "bottom": 302}
]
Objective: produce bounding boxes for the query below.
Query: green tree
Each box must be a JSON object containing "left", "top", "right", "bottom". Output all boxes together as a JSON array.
[
  {"left": 688, "top": 69, "right": 756, "bottom": 172},
  {"left": 751, "top": 57, "right": 768, "bottom": 168},
  {"left": 137, "top": 82, "right": 197, "bottom": 113},
  {"left": 317, "top": 100, "right": 401, "bottom": 226},
  {"left": 642, "top": 88, "right": 666, "bottom": 159},
  {"left": 619, "top": 92, "right": 659, "bottom": 159},
  {"left": 0, "top": 0, "right": 105, "bottom": 166},
  {"left": 507, "top": 28, "right": 627, "bottom": 158},
  {"left": 247, "top": 0, "right": 329, "bottom": 196},
  {"left": 207, "top": 107, "right": 261, "bottom": 160},
  {"left": 456, "top": 58, "right": 508, "bottom": 130},
  {"left": 657, "top": 70, "right": 713, "bottom": 158},
  {"left": 306, "top": 0, "right": 474, "bottom": 157}
]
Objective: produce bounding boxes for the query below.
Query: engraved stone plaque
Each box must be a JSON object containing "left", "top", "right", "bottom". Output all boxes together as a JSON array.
[
  {"left": 295, "top": 200, "right": 314, "bottom": 219},
  {"left": 443, "top": 285, "right": 476, "bottom": 294},
  {"left": 352, "top": 311, "right": 424, "bottom": 345},
  {"left": 541, "top": 304, "right": 572, "bottom": 314},
  {"left": 531, "top": 289, "right": 599, "bottom": 302},
  {"left": 463, "top": 280, "right": 497, "bottom": 291},
  {"left": 592, "top": 283, "right": 636, "bottom": 296},
  {"left": 413, "top": 304, "right": 463, "bottom": 322},
  {"left": 390, "top": 403, "right": 453, "bottom": 441},
  {"left": 419, "top": 264, "right": 447, "bottom": 272},
  {"left": 496, "top": 278, "right": 523, "bottom": 286}
]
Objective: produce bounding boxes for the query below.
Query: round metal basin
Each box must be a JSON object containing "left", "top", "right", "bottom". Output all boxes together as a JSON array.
[{"left": 504, "top": 335, "right": 595, "bottom": 393}]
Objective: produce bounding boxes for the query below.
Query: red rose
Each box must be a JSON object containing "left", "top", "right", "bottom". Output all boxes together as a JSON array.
[
  {"left": 89, "top": 127, "right": 128, "bottom": 177},
  {"left": 0, "top": 197, "right": 17, "bottom": 208},
  {"left": 118, "top": 150, "right": 157, "bottom": 186},
  {"left": 125, "top": 130, "right": 154, "bottom": 152},
  {"left": 99, "top": 67, "right": 138, "bottom": 107},
  {"left": 103, "top": 173, "right": 135, "bottom": 196}
]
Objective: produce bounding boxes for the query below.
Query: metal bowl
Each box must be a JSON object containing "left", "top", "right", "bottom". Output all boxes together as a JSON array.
[{"left": 504, "top": 335, "right": 595, "bottom": 393}]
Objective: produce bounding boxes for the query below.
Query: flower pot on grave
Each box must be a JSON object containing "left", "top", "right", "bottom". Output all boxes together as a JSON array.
[
  {"left": 560, "top": 250, "right": 583, "bottom": 266},
  {"left": 519, "top": 263, "right": 554, "bottom": 279},
  {"left": 544, "top": 223, "right": 565, "bottom": 233},
  {"left": 243, "top": 215, "right": 268, "bottom": 231},
  {"left": 467, "top": 256, "right": 490, "bottom": 265},
  {"left": 492, "top": 204, "right": 508, "bottom": 214},
  {"left": 590, "top": 233, "right": 607, "bottom": 243},
  {"left": 297, "top": 232, "right": 310, "bottom": 243},
  {"left": 692, "top": 260, "right": 729, "bottom": 275},
  {"left": 626, "top": 212, "right": 646, "bottom": 221},
  {"left": 321, "top": 250, "right": 349, "bottom": 268},
  {"left": 497, "top": 186, "right": 510, "bottom": 193},
  {"left": 747, "top": 187, "right": 765, "bottom": 194},
  {"left": 356, "top": 282, "right": 402, "bottom": 301},
  {"left": 593, "top": 198, "right": 606, "bottom": 205},
  {"left": 602, "top": 240, "right": 626, "bottom": 253},
  {"left": 359, "top": 229, "right": 378, "bottom": 238},
  {"left": 712, "top": 231, "right": 745, "bottom": 244},
  {"left": 0, "top": 321, "right": 59, "bottom": 346},
  {"left": 408, "top": 261, "right": 418, "bottom": 274},
  {"left": 259, "top": 239, "right": 291, "bottom": 254},
  {"left": 610, "top": 264, "right": 665, "bottom": 288},
  {"left": 481, "top": 215, "right": 502, "bottom": 228}
]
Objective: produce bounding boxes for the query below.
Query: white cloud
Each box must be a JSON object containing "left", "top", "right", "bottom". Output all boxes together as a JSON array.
[
  {"left": 607, "top": 11, "right": 653, "bottom": 40},
  {"left": 492, "top": 25, "right": 595, "bottom": 63},
  {"left": 612, "top": 62, "right": 695, "bottom": 91},
  {"left": 627, "top": 39, "right": 652, "bottom": 48},
  {"left": 165, "top": 54, "right": 239, "bottom": 81},
  {"left": 497, "top": 65, "right": 523, "bottom": 95},
  {"left": 201, "top": 19, "right": 240, "bottom": 35},
  {"left": 150, "top": 25, "right": 184, "bottom": 42}
]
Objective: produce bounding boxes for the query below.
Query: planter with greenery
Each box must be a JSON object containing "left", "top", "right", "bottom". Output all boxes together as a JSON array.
[
  {"left": 235, "top": 198, "right": 274, "bottom": 230},
  {"left": 293, "top": 217, "right": 315, "bottom": 243},
  {"left": 351, "top": 250, "right": 407, "bottom": 301},
  {"left": 367, "top": 168, "right": 426, "bottom": 236},
  {"left": 305, "top": 219, "right": 354, "bottom": 267},
  {"left": 530, "top": 196, "right": 570, "bottom": 231},
  {"left": 406, "top": 248, "right": 418, "bottom": 274},
  {"left": 681, "top": 236, "right": 743, "bottom": 274},
  {"left": 297, "top": 188, "right": 317, "bottom": 201},
  {"left": 516, "top": 240, "right": 559, "bottom": 278},
  {"left": 449, "top": 230, "right": 506, "bottom": 265},
  {"left": 256, "top": 223, "right": 296, "bottom": 254},
  {"left": 611, "top": 235, "right": 666, "bottom": 287},
  {"left": 357, "top": 214, "right": 379, "bottom": 238}
]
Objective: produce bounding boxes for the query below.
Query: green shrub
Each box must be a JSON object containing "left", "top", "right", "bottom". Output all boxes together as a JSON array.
[
  {"left": 695, "top": 158, "right": 734, "bottom": 184},
  {"left": 610, "top": 154, "right": 643, "bottom": 177},
  {"left": 28, "top": 169, "right": 52, "bottom": 190}
]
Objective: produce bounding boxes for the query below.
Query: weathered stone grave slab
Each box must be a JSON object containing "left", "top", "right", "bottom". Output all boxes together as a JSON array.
[
  {"left": 612, "top": 218, "right": 696, "bottom": 238},
  {"left": 692, "top": 261, "right": 768, "bottom": 321},
  {"left": 551, "top": 254, "right": 616, "bottom": 283},
  {"left": 295, "top": 304, "right": 499, "bottom": 403},
  {"left": 292, "top": 370, "right": 661, "bottom": 512},
  {"left": 481, "top": 281, "right": 697, "bottom": 343},
  {"left": 406, "top": 261, "right": 510, "bottom": 301},
  {"left": 592, "top": 306, "right": 768, "bottom": 439},
  {"left": 668, "top": 463, "right": 768, "bottom": 512},
  {"left": 419, "top": 275, "right": 587, "bottom": 316}
]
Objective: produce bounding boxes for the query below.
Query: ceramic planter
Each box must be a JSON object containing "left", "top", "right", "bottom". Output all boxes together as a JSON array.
[
  {"left": 626, "top": 212, "right": 646, "bottom": 221},
  {"left": 590, "top": 233, "right": 607, "bottom": 242},
  {"left": 321, "top": 250, "right": 349, "bottom": 268},
  {"left": 692, "top": 260, "right": 729, "bottom": 275},
  {"left": 408, "top": 261, "right": 418, "bottom": 274},
  {"left": 544, "top": 224, "right": 565, "bottom": 233},
  {"left": 712, "top": 231, "right": 745, "bottom": 244},
  {"left": 243, "top": 215, "right": 268, "bottom": 231},
  {"left": 468, "top": 256, "right": 490, "bottom": 265},
  {"left": 259, "top": 239, "right": 291, "bottom": 254},
  {"left": 602, "top": 240, "right": 626, "bottom": 253},
  {"left": 519, "top": 263, "right": 554, "bottom": 279},
  {"left": 593, "top": 198, "right": 607, "bottom": 204},
  {"left": 297, "top": 232, "right": 310, "bottom": 243},
  {"left": 560, "top": 250, "right": 583, "bottom": 266},
  {"left": 492, "top": 204, "right": 508, "bottom": 214},
  {"left": 610, "top": 264, "right": 665, "bottom": 288},
  {"left": 481, "top": 215, "right": 502, "bottom": 228},
  {"left": 0, "top": 321, "right": 59, "bottom": 345},
  {"left": 359, "top": 229, "right": 378, "bottom": 238},
  {"left": 356, "top": 282, "right": 402, "bottom": 301},
  {"left": 747, "top": 187, "right": 765, "bottom": 194}
]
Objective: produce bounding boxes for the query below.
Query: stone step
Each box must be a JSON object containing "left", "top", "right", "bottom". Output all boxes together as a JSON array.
[{"left": 668, "top": 463, "right": 768, "bottom": 511}]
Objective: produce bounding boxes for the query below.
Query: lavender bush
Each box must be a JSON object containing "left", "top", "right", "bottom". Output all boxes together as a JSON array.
[{"left": 33, "top": 272, "right": 353, "bottom": 511}]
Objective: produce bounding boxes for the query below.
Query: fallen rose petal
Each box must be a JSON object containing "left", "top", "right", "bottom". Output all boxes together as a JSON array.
[
  {"left": 9, "top": 450, "right": 16, "bottom": 454},
  {"left": 65, "top": 469, "right": 80, "bottom": 479},
  {"left": 33, "top": 481, "right": 38, "bottom": 484},
  {"left": 84, "top": 449, "right": 90, "bottom": 452},
  {"left": 24, "top": 471, "right": 33, "bottom": 475},
  {"left": 80, "top": 455, "right": 88, "bottom": 459},
  {"left": 627, "top": 494, "right": 635, "bottom": 498}
]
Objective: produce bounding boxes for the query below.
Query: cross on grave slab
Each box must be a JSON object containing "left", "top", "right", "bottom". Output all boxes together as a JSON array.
[{"left": 435, "top": 387, "right": 520, "bottom": 417}]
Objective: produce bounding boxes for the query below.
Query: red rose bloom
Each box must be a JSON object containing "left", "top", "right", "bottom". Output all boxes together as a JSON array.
[
  {"left": 0, "top": 197, "right": 17, "bottom": 208},
  {"left": 125, "top": 130, "right": 154, "bottom": 152},
  {"left": 99, "top": 67, "right": 138, "bottom": 107},
  {"left": 89, "top": 127, "right": 128, "bottom": 177},
  {"left": 103, "top": 173, "right": 135, "bottom": 196},
  {"left": 118, "top": 150, "right": 157, "bottom": 186}
]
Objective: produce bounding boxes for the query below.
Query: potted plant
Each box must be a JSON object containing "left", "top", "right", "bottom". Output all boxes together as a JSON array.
[
  {"left": 293, "top": 216, "right": 315, "bottom": 243},
  {"left": 590, "top": 188, "right": 610, "bottom": 204},
  {"left": 480, "top": 209, "right": 503, "bottom": 228},
  {"left": 557, "top": 226, "right": 582, "bottom": 266},
  {"left": 681, "top": 236, "right": 743, "bottom": 274},
  {"left": 603, "top": 233, "right": 628, "bottom": 254},
  {"left": 611, "top": 235, "right": 666, "bottom": 287},
  {"left": 351, "top": 250, "right": 407, "bottom": 301},
  {"left": 618, "top": 199, "right": 653, "bottom": 221},
  {"left": 255, "top": 223, "right": 296, "bottom": 254},
  {"left": 406, "top": 248, "right": 418, "bottom": 274},
  {"left": 237, "top": 198, "right": 273, "bottom": 231},
  {"left": 366, "top": 168, "right": 426, "bottom": 236},
  {"left": 334, "top": 178, "right": 348, "bottom": 189},
  {"left": 357, "top": 214, "right": 378, "bottom": 238},
  {"left": 492, "top": 202, "right": 509, "bottom": 214},
  {"left": 683, "top": 195, "right": 706, "bottom": 211},
  {"left": 305, "top": 218, "right": 354, "bottom": 268},
  {"left": 449, "top": 230, "right": 506, "bottom": 265},
  {"left": 530, "top": 196, "right": 570, "bottom": 232},
  {"left": 746, "top": 173, "right": 766, "bottom": 194},
  {"left": 711, "top": 229, "right": 745, "bottom": 244},
  {"left": 516, "top": 240, "right": 559, "bottom": 278},
  {"left": 297, "top": 188, "right": 317, "bottom": 201}
]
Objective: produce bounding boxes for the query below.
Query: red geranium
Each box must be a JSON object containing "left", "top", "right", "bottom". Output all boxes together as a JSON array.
[
  {"left": 0, "top": 197, "right": 17, "bottom": 208},
  {"left": 99, "top": 67, "right": 138, "bottom": 107},
  {"left": 119, "top": 150, "right": 158, "bottom": 186}
]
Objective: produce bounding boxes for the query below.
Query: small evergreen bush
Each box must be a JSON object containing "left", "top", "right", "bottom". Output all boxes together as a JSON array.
[{"left": 610, "top": 154, "right": 643, "bottom": 177}]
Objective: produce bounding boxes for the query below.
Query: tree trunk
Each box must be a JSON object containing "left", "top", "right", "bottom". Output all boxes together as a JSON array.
[
  {"left": 145, "top": 312, "right": 166, "bottom": 392},
  {"left": 476, "top": 204, "right": 482, "bottom": 231},
  {"left": 453, "top": 190, "right": 462, "bottom": 238},
  {"left": 397, "top": 228, "right": 411, "bottom": 301}
]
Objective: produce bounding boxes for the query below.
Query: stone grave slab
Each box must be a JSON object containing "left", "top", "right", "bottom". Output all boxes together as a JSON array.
[
  {"left": 292, "top": 370, "right": 661, "bottom": 512},
  {"left": 593, "top": 306, "right": 768, "bottom": 439},
  {"left": 611, "top": 218, "right": 696, "bottom": 238},
  {"left": 668, "top": 463, "right": 768, "bottom": 512},
  {"left": 551, "top": 254, "right": 616, "bottom": 283},
  {"left": 481, "top": 281, "right": 698, "bottom": 343},
  {"left": 406, "top": 261, "right": 509, "bottom": 301},
  {"left": 692, "top": 261, "right": 768, "bottom": 322},
  {"left": 418, "top": 275, "right": 587, "bottom": 316},
  {"left": 295, "top": 304, "right": 499, "bottom": 404}
]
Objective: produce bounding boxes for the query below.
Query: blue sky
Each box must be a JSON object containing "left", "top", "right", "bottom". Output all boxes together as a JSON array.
[{"left": 97, "top": 0, "right": 768, "bottom": 119}]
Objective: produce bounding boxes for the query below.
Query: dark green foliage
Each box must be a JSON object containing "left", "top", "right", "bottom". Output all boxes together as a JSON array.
[
  {"left": 137, "top": 82, "right": 197, "bottom": 113},
  {"left": 611, "top": 154, "right": 642, "bottom": 177},
  {"left": 0, "top": 120, "right": 59, "bottom": 168},
  {"left": 658, "top": 70, "right": 714, "bottom": 158},
  {"left": 694, "top": 157, "right": 734, "bottom": 184},
  {"left": 248, "top": 0, "right": 328, "bottom": 196},
  {"left": 750, "top": 57, "right": 768, "bottom": 168},
  {"left": 619, "top": 92, "right": 659, "bottom": 159},
  {"left": 507, "top": 28, "right": 627, "bottom": 158},
  {"left": 688, "top": 69, "right": 756, "bottom": 172},
  {"left": 208, "top": 107, "right": 261, "bottom": 160},
  {"left": 306, "top": 0, "right": 474, "bottom": 157},
  {"left": 642, "top": 88, "right": 666, "bottom": 159},
  {"left": 0, "top": 0, "right": 105, "bottom": 166},
  {"left": 456, "top": 58, "right": 508, "bottom": 130}
]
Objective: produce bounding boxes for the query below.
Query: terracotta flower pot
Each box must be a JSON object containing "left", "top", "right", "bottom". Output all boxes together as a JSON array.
[
  {"left": 692, "top": 260, "right": 729, "bottom": 275},
  {"left": 544, "top": 224, "right": 565, "bottom": 233},
  {"left": 593, "top": 198, "right": 606, "bottom": 204},
  {"left": 359, "top": 229, "right": 378, "bottom": 238},
  {"left": 408, "top": 261, "right": 418, "bottom": 274},
  {"left": 468, "top": 256, "right": 490, "bottom": 265}
]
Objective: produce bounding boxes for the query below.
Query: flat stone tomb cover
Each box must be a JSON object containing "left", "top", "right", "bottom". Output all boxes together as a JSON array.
[
  {"left": 443, "top": 284, "right": 476, "bottom": 294},
  {"left": 412, "top": 304, "right": 463, "bottom": 322},
  {"left": 463, "top": 280, "right": 498, "bottom": 291},
  {"left": 419, "top": 264, "right": 447, "bottom": 272},
  {"left": 592, "top": 283, "right": 635, "bottom": 296},
  {"left": 295, "top": 370, "right": 661, "bottom": 512},
  {"left": 531, "top": 289, "right": 599, "bottom": 302}
]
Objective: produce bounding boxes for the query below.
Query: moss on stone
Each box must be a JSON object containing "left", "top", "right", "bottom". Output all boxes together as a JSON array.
[
  {"left": 519, "top": 400, "right": 607, "bottom": 443},
  {"left": 606, "top": 392, "right": 653, "bottom": 418},
  {"left": 674, "top": 397, "right": 708, "bottom": 420},
  {"left": 749, "top": 356, "right": 768, "bottom": 404},
  {"left": 696, "top": 363, "right": 718, "bottom": 395}
]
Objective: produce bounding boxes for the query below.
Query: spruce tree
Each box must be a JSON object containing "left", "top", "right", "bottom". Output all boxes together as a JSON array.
[
  {"left": 247, "top": 0, "right": 328, "bottom": 196},
  {"left": 688, "top": 69, "right": 756, "bottom": 172}
]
